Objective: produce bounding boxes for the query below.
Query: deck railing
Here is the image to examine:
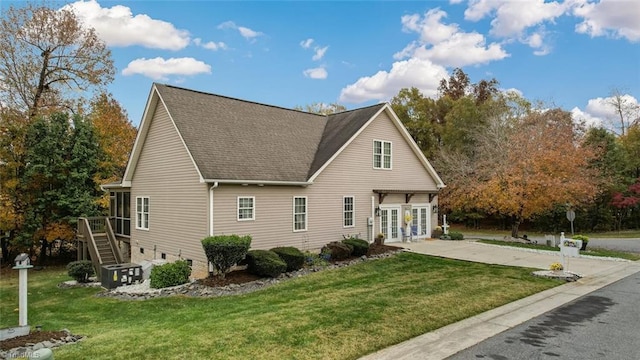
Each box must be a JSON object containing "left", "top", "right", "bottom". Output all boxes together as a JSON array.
[{"left": 77, "top": 217, "right": 124, "bottom": 271}]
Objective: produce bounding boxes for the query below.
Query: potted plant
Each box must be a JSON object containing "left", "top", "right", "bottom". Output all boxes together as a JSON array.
[
  {"left": 374, "top": 233, "right": 385, "bottom": 246},
  {"left": 572, "top": 234, "right": 589, "bottom": 250},
  {"left": 432, "top": 226, "right": 443, "bottom": 239}
]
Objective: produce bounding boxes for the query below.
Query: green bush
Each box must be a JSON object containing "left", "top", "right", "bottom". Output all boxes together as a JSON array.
[
  {"left": 202, "top": 235, "right": 252, "bottom": 279},
  {"left": 246, "top": 250, "right": 287, "bottom": 278},
  {"left": 342, "top": 238, "right": 369, "bottom": 256},
  {"left": 150, "top": 260, "right": 192, "bottom": 289},
  {"left": 67, "top": 260, "right": 95, "bottom": 283},
  {"left": 270, "top": 246, "right": 305, "bottom": 272},
  {"left": 572, "top": 234, "right": 589, "bottom": 243},
  {"left": 303, "top": 251, "right": 330, "bottom": 267},
  {"left": 449, "top": 231, "right": 464, "bottom": 240},
  {"left": 321, "top": 241, "right": 353, "bottom": 260}
]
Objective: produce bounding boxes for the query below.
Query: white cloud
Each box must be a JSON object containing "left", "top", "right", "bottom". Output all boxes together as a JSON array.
[
  {"left": 217, "top": 21, "right": 263, "bottom": 40},
  {"left": 303, "top": 67, "right": 328, "bottom": 80},
  {"left": 396, "top": 9, "right": 509, "bottom": 67},
  {"left": 312, "top": 46, "right": 329, "bottom": 61},
  {"left": 573, "top": 0, "right": 640, "bottom": 42},
  {"left": 339, "top": 58, "right": 448, "bottom": 103},
  {"left": 412, "top": 32, "right": 509, "bottom": 67},
  {"left": 572, "top": 94, "right": 640, "bottom": 131},
  {"left": 300, "top": 38, "right": 314, "bottom": 49},
  {"left": 62, "top": 0, "right": 190, "bottom": 50},
  {"left": 571, "top": 106, "right": 603, "bottom": 128},
  {"left": 193, "top": 38, "right": 227, "bottom": 51},
  {"left": 463, "top": 0, "right": 569, "bottom": 54},
  {"left": 122, "top": 57, "right": 211, "bottom": 80}
]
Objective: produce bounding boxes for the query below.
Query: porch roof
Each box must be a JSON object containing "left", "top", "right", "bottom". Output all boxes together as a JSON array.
[{"left": 372, "top": 189, "right": 439, "bottom": 204}]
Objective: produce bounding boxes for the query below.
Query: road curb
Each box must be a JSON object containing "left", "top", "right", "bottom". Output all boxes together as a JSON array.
[{"left": 360, "top": 261, "right": 640, "bottom": 360}]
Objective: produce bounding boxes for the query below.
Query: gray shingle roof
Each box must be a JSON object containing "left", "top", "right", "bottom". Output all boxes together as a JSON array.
[{"left": 154, "top": 84, "right": 384, "bottom": 182}]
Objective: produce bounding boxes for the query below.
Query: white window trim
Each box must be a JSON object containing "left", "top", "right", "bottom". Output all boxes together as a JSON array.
[
  {"left": 237, "top": 196, "right": 255, "bottom": 221},
  {"left": 373, "top": 139, "right": 392, "bottom": 170},
  {"left": 293, "top": 196, "right": 308, "bottom": 232},
  {"left": 135, "top": 196, "right": 149, "bottom": 231},
  {"left": 343, "top": 196, "right": 355, "bottom": 228}
]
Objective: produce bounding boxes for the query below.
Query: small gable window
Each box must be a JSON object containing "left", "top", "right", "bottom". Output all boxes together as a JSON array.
[
  {"left": 136, "top": 196, "right": 149, "bottom": 230},
  {"left": 238, "top": 196, "right": 255, "bottom": 221},
  {"left": 343, "top": 196, "right": 355, "bottom": 228},
  {"left": 373, "top": 140, "right": 392, "bottom": 169},
  {"left": 293, "top": 196, "right": 307, "bottom": 232}
]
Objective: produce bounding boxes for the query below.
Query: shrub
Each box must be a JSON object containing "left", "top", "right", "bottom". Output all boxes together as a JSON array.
[
  {"left": 321, "top": 241, "right": 353, "bottom": 260},
  {"left": 449, "top": 231, "right": 464, "bottom": 240},
  {"left": 270, "top": 247, "right": 305, "bottom": 272},
  {"left": 303, "top": 251, "right": 329, "bottom": 267},
  {"left": 246, "top": 250, "right": 287, "bottom": 278},
  {"left": 572, "top": 234, "right": 589, "bottom": 244},
  {"left": 342, "top": 238, "right": 369, "bottom": 256},
  {"left": 549, "top": 262, "right": 564, "bottom": 271},
  {"left": 432, "top": 226, "right": 443, "bottom": 239},
  {"left": 150, "top": 260, "right": 192, "bottom": 289},
  {"left": 201, "top": 235, "right": 252, "bottom": 279},
  {"left": 67, "top": 260, "right": 95, "bottom": 283}
]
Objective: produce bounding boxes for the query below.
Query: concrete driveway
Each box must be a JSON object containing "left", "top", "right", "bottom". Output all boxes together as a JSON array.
[{"left": 359, "top": 239, "right": 640, "bottom": 360}]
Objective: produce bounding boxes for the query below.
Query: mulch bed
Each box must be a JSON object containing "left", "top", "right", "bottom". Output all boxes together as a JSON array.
[
  {"left": 0, "top": 331, "right": 67, "bottom": 351},
  {"left": 196, "top": 243, "right": 402, "bottom": 288}
]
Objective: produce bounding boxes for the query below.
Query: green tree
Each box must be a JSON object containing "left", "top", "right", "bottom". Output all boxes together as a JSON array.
[{"left": 17, "top": 113, "right": 101, "bottom": 264}]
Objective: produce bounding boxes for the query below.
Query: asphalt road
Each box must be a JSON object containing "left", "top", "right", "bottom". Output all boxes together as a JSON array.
[
  {"left": 446, "top": 271, "right": 640, "bottom": 360},
  {"left": 587, "top": 238, "right": 640, "bottom": 253},
  {"left": 465, "top": 233, "right": 640, "bottom": 253}
]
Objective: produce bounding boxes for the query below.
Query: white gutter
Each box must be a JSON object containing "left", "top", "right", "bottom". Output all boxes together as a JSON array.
[
  {"left": 204, "top": 179, "right": 311, "bottom": 186},
  {"left": 209, "top": 182, "right": 219, "bottom": 236}
]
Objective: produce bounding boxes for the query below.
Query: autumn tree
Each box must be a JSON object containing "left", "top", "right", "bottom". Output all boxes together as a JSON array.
[
  {"left": 0, "top": 2, "right": 114, "bottom": 118},
  {"left": 89, "top": 93, "right": 137, "bottom": 207},
  {"left": 0, "top": 2, "right": 115, "bottom": 263},
  {"left": 439, "top": 107, "right": 601, "bottom": 237},
  {"left": 606, "top": 89, "right": 640, "bottom": 137}
]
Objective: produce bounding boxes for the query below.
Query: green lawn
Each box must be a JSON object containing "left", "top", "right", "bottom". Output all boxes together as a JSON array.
[
  {"left": 1, "top": 253, "right": 562, "bottom": 360},
  {"left": 477, "top": 239, "right": 640, "bottom": 261}
]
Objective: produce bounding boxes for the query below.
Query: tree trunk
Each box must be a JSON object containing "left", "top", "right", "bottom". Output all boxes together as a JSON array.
[
  {"left": 0, "top": 235, "right": 10, "bottom": 264},
  {"left": 511, "top": 218, "right": 520, "bottom": 238},
  {"left": 39, "top": 238, "right": 48, "bottom": 266}
]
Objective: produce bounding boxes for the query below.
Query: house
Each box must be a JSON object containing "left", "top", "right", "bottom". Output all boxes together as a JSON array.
[{"left": 99, "top": 83, "right": 445, "bottom": 277}]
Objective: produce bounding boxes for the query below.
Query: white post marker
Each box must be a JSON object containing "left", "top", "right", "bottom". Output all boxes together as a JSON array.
[
  {"left": 442, "top": 215, "right": 449, "bottom": 235},
  {"left": 13, "top": 254, "right": 33, "bottom": 327}
]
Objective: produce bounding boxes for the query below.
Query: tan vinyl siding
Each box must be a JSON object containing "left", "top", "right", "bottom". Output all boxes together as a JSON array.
[
  {"left": 130, "top": 101, "right": 209, "bottom": 267},
  {"left": 213, "top": 110, "right": 439, "bottom": 250}
]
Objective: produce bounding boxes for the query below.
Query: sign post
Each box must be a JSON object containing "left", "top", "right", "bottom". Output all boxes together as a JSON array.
[{"left": 566, "top": 210, "right": 576, "bottom": 236}]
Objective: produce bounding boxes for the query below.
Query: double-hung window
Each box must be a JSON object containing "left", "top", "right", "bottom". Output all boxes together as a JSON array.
[
  {"left": 343, "top": 196, "right": 354, "bottom": 228},
  {"left": 373, "top": 140, "right": 392, "bottom": 169},
  {"left": 237, "top": 196, "right": 255, "bottom": 221},
  {"left": 136, "top": 196, "right": 149, "bottom": 230},
  {"left": 293, "top": 196, "right": 307, "bottom": 232}
]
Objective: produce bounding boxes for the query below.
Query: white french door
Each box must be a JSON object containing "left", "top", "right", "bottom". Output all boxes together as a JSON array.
[
  {"left": 380, "top": 206, "right": 401, "bottom": 242},
  {"left": 411, "top": 204, "right": 431, "bottom": 238}
]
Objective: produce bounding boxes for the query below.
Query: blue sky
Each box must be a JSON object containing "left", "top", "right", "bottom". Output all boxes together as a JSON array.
[{"left": 6, "top": 0, "right": 640, "bottom": 129}]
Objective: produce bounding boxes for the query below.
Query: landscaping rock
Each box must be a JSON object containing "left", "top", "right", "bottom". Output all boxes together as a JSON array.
[{"left": 94, "top": 249, "right": 404, "bottom": 301}]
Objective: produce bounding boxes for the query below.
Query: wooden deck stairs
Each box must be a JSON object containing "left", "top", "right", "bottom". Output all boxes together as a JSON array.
[{"left": 77, "top": 217, "right": 124, "bottom": 273}]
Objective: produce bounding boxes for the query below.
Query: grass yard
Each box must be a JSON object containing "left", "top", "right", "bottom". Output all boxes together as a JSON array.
[
  {"left": 0, "top": 253, "right": 562, "bottom": 360},
  {"left": 477, "top": 239, "right": 640, "bottom": 261}
]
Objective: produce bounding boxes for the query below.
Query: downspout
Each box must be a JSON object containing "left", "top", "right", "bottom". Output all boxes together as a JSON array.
[{"left": 209, "top": 182, "right": 219, "bottom": 236}]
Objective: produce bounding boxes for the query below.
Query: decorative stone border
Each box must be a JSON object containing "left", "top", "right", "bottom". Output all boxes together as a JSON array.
[
  {"left": 95, "top": 251, "right": 403, "bottom": 301},
  {"left": 0, "top": 329, "right": 84, "bottom": 359}
]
